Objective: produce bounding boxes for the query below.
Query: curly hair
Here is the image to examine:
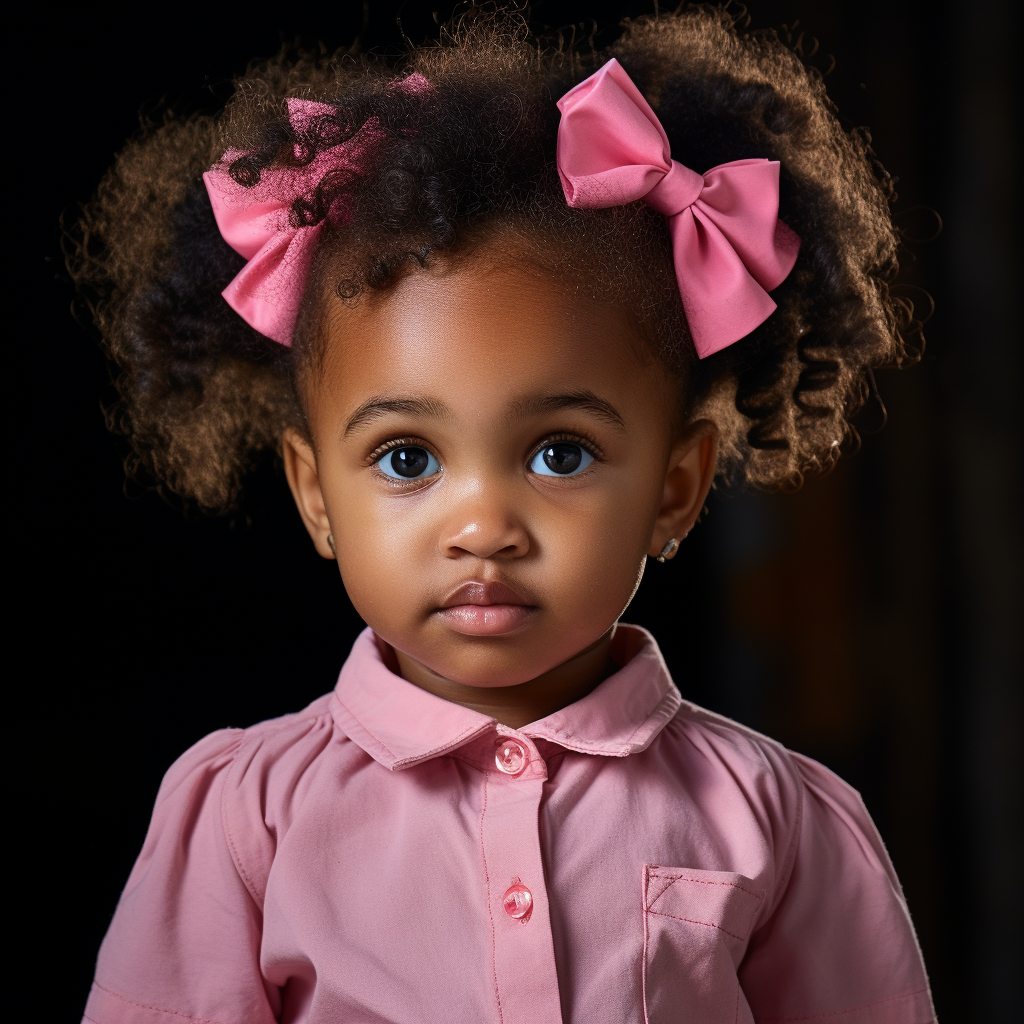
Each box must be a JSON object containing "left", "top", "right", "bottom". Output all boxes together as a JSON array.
[{"left": 68, "top": 4, "right": 921, "bottom": 510}]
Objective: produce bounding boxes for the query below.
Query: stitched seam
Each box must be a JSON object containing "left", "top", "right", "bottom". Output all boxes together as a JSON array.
[
  {"left": 531, "top": 736, "right": 630, "bottom": 756},
  {"left": 392, "top": 720, "right": 496, "bottom": 768},
  {"left": 534, "top": 690, "right": 678, "bottom": 755},
  {"left": 333, "top": 694, "right": 398, "bottom": 761},
  {"left": 770, "top": 750, "right": 805, "bottom": 922},
  {"left": 221, "top": 746, "right": 264, "bottom": 905},
  {"left": 478, "top": 774, "right": 504, "bottom": 1024},
  {"left": 753, "top": 987, "right": 932, "bottom": 1022},
  {"left": 528, "top": 726, "right": 625, "bottom": 753},
  {"left": 645, "top": 909, "right": 749, "bottom": 942},
  {"left": 222, "top": 810, "right": 263, "bottom": 905},
  {"left": 92, "top": 984, "right": 236, "bottom": 1024},
  {"left": 336, "top": 691, "right": 492, "bottom": 767},
  {"left": 646, "top": 872, "right": 764, "bottom": 904},
  {"left": 642, "top": 866, "right": 652, "bottom": 1024},
  {"left": 622, "top": 690, "right": 679, "bottom": 748}
]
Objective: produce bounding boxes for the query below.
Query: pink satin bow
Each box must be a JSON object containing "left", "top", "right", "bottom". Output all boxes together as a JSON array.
[{"left": 556, "top": 59, "right": 800, "bottom": 358}]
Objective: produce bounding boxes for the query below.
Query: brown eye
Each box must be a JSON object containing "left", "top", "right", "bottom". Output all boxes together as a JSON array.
[
  {"left": 377, "top": 446, "right": 440, "bottom": 480},
  {"left": 530, "top": 443, "right": 594, "bottom": 477}
]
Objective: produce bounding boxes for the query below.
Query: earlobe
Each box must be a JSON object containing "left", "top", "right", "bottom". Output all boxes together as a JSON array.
[
  {"left": 649, "top": 420, "right": 718, "bottom": 560},
  {"left": 282, "top": 427, "right": 336, "bottom": 560}
]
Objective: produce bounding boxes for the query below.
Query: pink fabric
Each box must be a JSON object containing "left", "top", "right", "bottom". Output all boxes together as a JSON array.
[
  {"left": 203, "top": 100, "right": 384, "bottom": 345},
  {"left": 83, "top": 626, "right": 935, "bottom": 1024},
  {"left": 556, "top": 59, "right": 801, "bottom": 358},
  {"left": 204, "top": 74, "right": 431, "bottom": 345}
]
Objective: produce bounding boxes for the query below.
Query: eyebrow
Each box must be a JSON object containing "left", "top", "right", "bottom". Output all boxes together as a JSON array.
[
  {"left": 344, "top": 396, "right": 454, "bottom": 437},
  {"left": 508, "top": 391, "right": 627, "bottom": 432},
  {"left": 343, "top": 389, "right": 627, "bottom": 438}
]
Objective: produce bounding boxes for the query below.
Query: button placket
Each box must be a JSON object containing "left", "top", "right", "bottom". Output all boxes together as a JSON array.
[{"left": 479, "top": 736, "right": 563, "bottom": 1023}]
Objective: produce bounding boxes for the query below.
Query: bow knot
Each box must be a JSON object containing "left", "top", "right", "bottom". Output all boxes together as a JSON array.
[
  {"left": 556, "top": 59, "right": 800, "bottom": 358},
  {"left": 644, "top": 160, "right": 705, "bottom": 217}
]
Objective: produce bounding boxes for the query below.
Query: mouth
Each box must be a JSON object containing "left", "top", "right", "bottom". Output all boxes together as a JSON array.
[{"left": 435, "top": 580, "right": 538, "bottom": 637}]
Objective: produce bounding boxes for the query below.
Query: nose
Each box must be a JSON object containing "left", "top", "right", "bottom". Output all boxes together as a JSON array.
[{"left": 439, "top": 481, "right": 531, "bottom": 561}]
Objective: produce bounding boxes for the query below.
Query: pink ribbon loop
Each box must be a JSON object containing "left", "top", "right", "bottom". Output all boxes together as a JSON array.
[{"left": 556, "top": 59, "right": 800, "bottom": 358}]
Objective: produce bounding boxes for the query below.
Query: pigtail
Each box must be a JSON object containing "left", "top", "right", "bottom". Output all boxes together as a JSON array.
[
  {"left": 69, "top": 112, "right": 298, "bottom": 510},
  {"left": 611, "top": 9, "right": 916, "bottom": 488}
]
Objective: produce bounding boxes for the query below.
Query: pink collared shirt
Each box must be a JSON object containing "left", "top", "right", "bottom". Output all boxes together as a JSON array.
[{"left": 84, "top": 626, "right": 935, "bottom": 1024}]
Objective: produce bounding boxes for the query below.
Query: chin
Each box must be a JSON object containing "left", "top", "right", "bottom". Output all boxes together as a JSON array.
[{"left": 441, "top": 637, "right": 587, "bottom": 688}]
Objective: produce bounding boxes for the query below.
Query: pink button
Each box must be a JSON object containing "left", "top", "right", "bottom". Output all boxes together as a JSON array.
[
  {"left": 494, "top": 738, "right": 527, "bottom": 776},
  {"left": 502, "top": 883, "right": 533, "bottom": 922}
]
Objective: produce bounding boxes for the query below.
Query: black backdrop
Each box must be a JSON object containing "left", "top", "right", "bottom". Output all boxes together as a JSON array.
[{"left": 32, "top": 2, "right": 1019, "bottom": 1020}]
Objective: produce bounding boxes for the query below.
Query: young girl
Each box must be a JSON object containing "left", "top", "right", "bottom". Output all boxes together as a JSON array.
[{"left": 75, "top": 6, "right": 935, "bottom": 1023}]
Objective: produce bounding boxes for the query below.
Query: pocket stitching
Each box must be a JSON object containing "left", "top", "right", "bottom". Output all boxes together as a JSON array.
[
  {"left": 645, "top": 907, "right": 751, "bottom": 943},
  {"left": 645, "top": 869, "right": 766, "bottom": 942},
  {"left": 647, "top": 871, "right": 764, "bottom": 902}
]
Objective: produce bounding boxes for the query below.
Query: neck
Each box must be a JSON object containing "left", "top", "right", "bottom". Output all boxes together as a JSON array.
[{"left": 392, "top": 629, "right": 618, "bottom": 729}]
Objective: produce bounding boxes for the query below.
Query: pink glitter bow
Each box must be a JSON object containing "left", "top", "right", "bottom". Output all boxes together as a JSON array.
[
  {"left": 556, "top": 59, "right": 800, "bottom": 358},
  {"left": 204, "top": 75, "right": 433, "bottom": 343},
  {"left": 203, "top": 98, "right": 389, "bottom": 345}
]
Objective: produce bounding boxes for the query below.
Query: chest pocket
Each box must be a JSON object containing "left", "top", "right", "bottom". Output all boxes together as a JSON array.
[{"left": 642, "top": 864, "right": 764, "bottom": 1024}]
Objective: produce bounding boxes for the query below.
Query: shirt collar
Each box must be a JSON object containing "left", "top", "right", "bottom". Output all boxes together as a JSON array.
[{"left": 331, "top": 624, "right": 681, "bottom": 771}]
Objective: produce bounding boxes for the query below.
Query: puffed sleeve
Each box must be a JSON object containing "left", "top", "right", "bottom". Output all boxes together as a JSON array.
[
  {"left": 82, "top": 729, "right": 281, "bottom": 1024},
  {"left": 739, "top": 753, "right": 937, "bottom": 1024}
]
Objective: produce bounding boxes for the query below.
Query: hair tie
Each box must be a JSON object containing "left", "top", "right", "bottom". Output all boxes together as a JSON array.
[
  {"left": 203, "top": 74, "right": 431, "bottom": 345},
  {"left": 556, "top": 59, "right": 800, "bottom": 358}
]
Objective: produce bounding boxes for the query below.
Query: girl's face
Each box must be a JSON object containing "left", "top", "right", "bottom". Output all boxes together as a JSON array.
[{"left": 285, "top": 250, "right": 715, "bottom": 716}]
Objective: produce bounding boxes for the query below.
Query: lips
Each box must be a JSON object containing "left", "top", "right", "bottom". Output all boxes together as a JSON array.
[
  {"left": 436, "top": 580, "right": 537, "bottom": 636},
  {"left": 440, "top": 580, "right": 532, "bottom": 609}
]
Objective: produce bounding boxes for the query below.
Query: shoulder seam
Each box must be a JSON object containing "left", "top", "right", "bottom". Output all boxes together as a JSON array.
[
  {"left": 766, "top": 745, "right": 804, "bottom": 923},
  {"left": 216, "top": 701, "right": 339, "bottom": 908},
  {"left": 220, "top": 733, "right": 266, "bottom": 907}
]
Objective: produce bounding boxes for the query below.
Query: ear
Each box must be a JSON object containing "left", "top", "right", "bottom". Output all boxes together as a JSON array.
[
  {"left": 648, "top": 420, "right": 718, "bottom": 560},
  {"left": 282, "top": 427, "right": 335, "bottom": 559}
]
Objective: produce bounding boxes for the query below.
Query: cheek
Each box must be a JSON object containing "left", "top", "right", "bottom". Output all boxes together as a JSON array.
[
  {"left": 326, "top": 479, "right": 428, "bottom": 620},
  {"left": 539, "top": 477, "right": 659, "bottom": 608}
]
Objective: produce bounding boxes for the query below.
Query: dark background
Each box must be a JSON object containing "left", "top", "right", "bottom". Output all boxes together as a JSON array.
[{"left": 33, "top": 1, "right": 1018, "bottom": 1019}]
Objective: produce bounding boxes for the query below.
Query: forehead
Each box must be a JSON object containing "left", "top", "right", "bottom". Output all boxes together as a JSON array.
[{"left": 315, "top": 259, "right": 661, "bottom": 421}]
